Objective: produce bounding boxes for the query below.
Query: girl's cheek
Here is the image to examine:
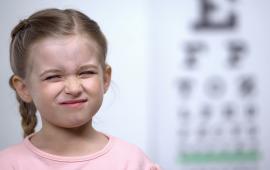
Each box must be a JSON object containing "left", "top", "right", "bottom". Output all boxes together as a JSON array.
[
  {"left": 41, "top": 82, "right": 65, "bottom": 94},
  {"left": 82, "top": 78, "right": 102, "bottom": 89}
]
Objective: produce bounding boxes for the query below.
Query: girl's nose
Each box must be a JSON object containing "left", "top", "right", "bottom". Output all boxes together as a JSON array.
[{"left": 64, "top": 76, "right": 82, "bottom": 96}]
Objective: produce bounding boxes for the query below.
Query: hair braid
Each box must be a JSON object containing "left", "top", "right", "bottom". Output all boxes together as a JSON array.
[{"left": 9, "top": 76, "right": 37, "bottom": 138}]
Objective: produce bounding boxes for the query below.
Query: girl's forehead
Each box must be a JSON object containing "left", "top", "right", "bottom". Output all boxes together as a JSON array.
[
  {"left": 28, "top": 35, "right": 101, "bottom": 72},
  {"left": 30, "top": 35, "right": 98, "bottom": 54}
]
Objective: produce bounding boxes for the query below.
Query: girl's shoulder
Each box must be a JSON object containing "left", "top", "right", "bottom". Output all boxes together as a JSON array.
[
  {"left": 110, "top": 135, "right": 147, "bottom": 156},
  {"left": 0, "top": 142, "right": 26, "bottom": 158},
  {"left": 109, "top": 135, "right": 161, "bottom": 169},
  {"left": 0, "top": 142, "right": 29, "bottom": 159},
  {"left": 0, "top": 142, "right": 28, "bottom": 169}
]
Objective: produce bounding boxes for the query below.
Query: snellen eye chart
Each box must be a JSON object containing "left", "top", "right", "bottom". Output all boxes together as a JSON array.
[{"left": 149, "top": 1, "right": 270, "bottom": 170}]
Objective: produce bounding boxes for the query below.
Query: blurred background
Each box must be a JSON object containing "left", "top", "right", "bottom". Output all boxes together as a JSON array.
[{"left": 0, "top": 0, "right": 270, "bottom": 169}]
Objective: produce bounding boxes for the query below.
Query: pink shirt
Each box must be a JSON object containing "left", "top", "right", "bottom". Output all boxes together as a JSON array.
[{"left": 0, "top": 135, "right": 160, "bottom": 170}]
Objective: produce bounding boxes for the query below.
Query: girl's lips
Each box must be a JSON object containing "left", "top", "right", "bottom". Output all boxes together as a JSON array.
[
  {"left": 59, "top": 99, "right": 88, "bottom": 108},
  {"left": 60, "top": 99, "right": 87, "bottom": 104}
]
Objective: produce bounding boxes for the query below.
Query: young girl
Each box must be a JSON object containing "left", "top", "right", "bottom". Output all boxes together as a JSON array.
[{"left": 0, "top": 8, "right": 160, "bottom": 170}]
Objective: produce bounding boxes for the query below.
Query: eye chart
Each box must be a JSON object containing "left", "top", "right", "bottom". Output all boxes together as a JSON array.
[{"left": 148, "top": 0, "right": 270, "bottom": 169}]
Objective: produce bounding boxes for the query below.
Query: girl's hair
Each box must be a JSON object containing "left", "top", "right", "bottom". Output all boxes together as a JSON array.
[{"left": 9, "top": 8, "right": 107, "bottom": 138}]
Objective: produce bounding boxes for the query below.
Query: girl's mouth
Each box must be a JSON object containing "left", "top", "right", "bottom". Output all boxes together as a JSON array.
[{"left": 59, "top": 99, "right": 88, "bottom": 108}]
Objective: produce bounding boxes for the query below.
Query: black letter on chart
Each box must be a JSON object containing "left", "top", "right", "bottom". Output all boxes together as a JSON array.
[{"left": 194, "top": 0, "right": 237, "bottom": 30}]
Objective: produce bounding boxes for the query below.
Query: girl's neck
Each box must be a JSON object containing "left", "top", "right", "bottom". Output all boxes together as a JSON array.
[{"left": 30, "top": 121, "right": 109, "bottom": 156}]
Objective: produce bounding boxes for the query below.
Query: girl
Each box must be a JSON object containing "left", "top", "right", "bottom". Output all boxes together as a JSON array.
[{"left": 0, "top": 8, "right": 160, "bottom": 170}]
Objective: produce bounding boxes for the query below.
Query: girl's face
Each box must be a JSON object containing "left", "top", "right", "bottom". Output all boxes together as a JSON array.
[{"left": 22, "top": 35, "right": 111, "bottom": 129}]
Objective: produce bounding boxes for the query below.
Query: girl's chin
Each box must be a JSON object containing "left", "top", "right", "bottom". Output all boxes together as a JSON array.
[{"left": 58, "top": 119, "right": 93, "bottom": 129}]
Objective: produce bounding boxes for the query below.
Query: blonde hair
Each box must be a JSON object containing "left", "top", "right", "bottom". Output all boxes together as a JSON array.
[{"left": 9, "top": 8, "right": 107, "bottom": 137}]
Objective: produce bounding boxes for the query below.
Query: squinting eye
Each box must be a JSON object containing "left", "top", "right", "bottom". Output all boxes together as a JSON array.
[
  {"left": 79, "top": 71, "right": 96, "bottom": 77},
  {"left": 44, "top": 75, "right": 62, "bottom": 81}
]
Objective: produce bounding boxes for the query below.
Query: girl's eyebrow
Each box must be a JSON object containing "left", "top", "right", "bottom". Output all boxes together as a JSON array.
[
  {"left": 39, "top": 64, "right": 99, "bottom": 77},
  {"left": 79, "top": 64, "right": 99, "bottom": 70}
]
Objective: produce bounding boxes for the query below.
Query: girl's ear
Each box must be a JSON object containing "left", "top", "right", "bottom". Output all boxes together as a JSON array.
[
  {"left": 103, "top": 64, "right": 112, "bottom": 93},
  {"left": 12, "top": 75, "right": 32, "bottom": 103}
]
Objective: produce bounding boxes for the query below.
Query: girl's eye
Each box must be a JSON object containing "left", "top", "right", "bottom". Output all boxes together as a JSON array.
[
  {"left": 44, "top": 75, "right": 62, "bottom": 81},
  {"left": 79, "top": 71, "right": 96, "bottom": 78}
]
